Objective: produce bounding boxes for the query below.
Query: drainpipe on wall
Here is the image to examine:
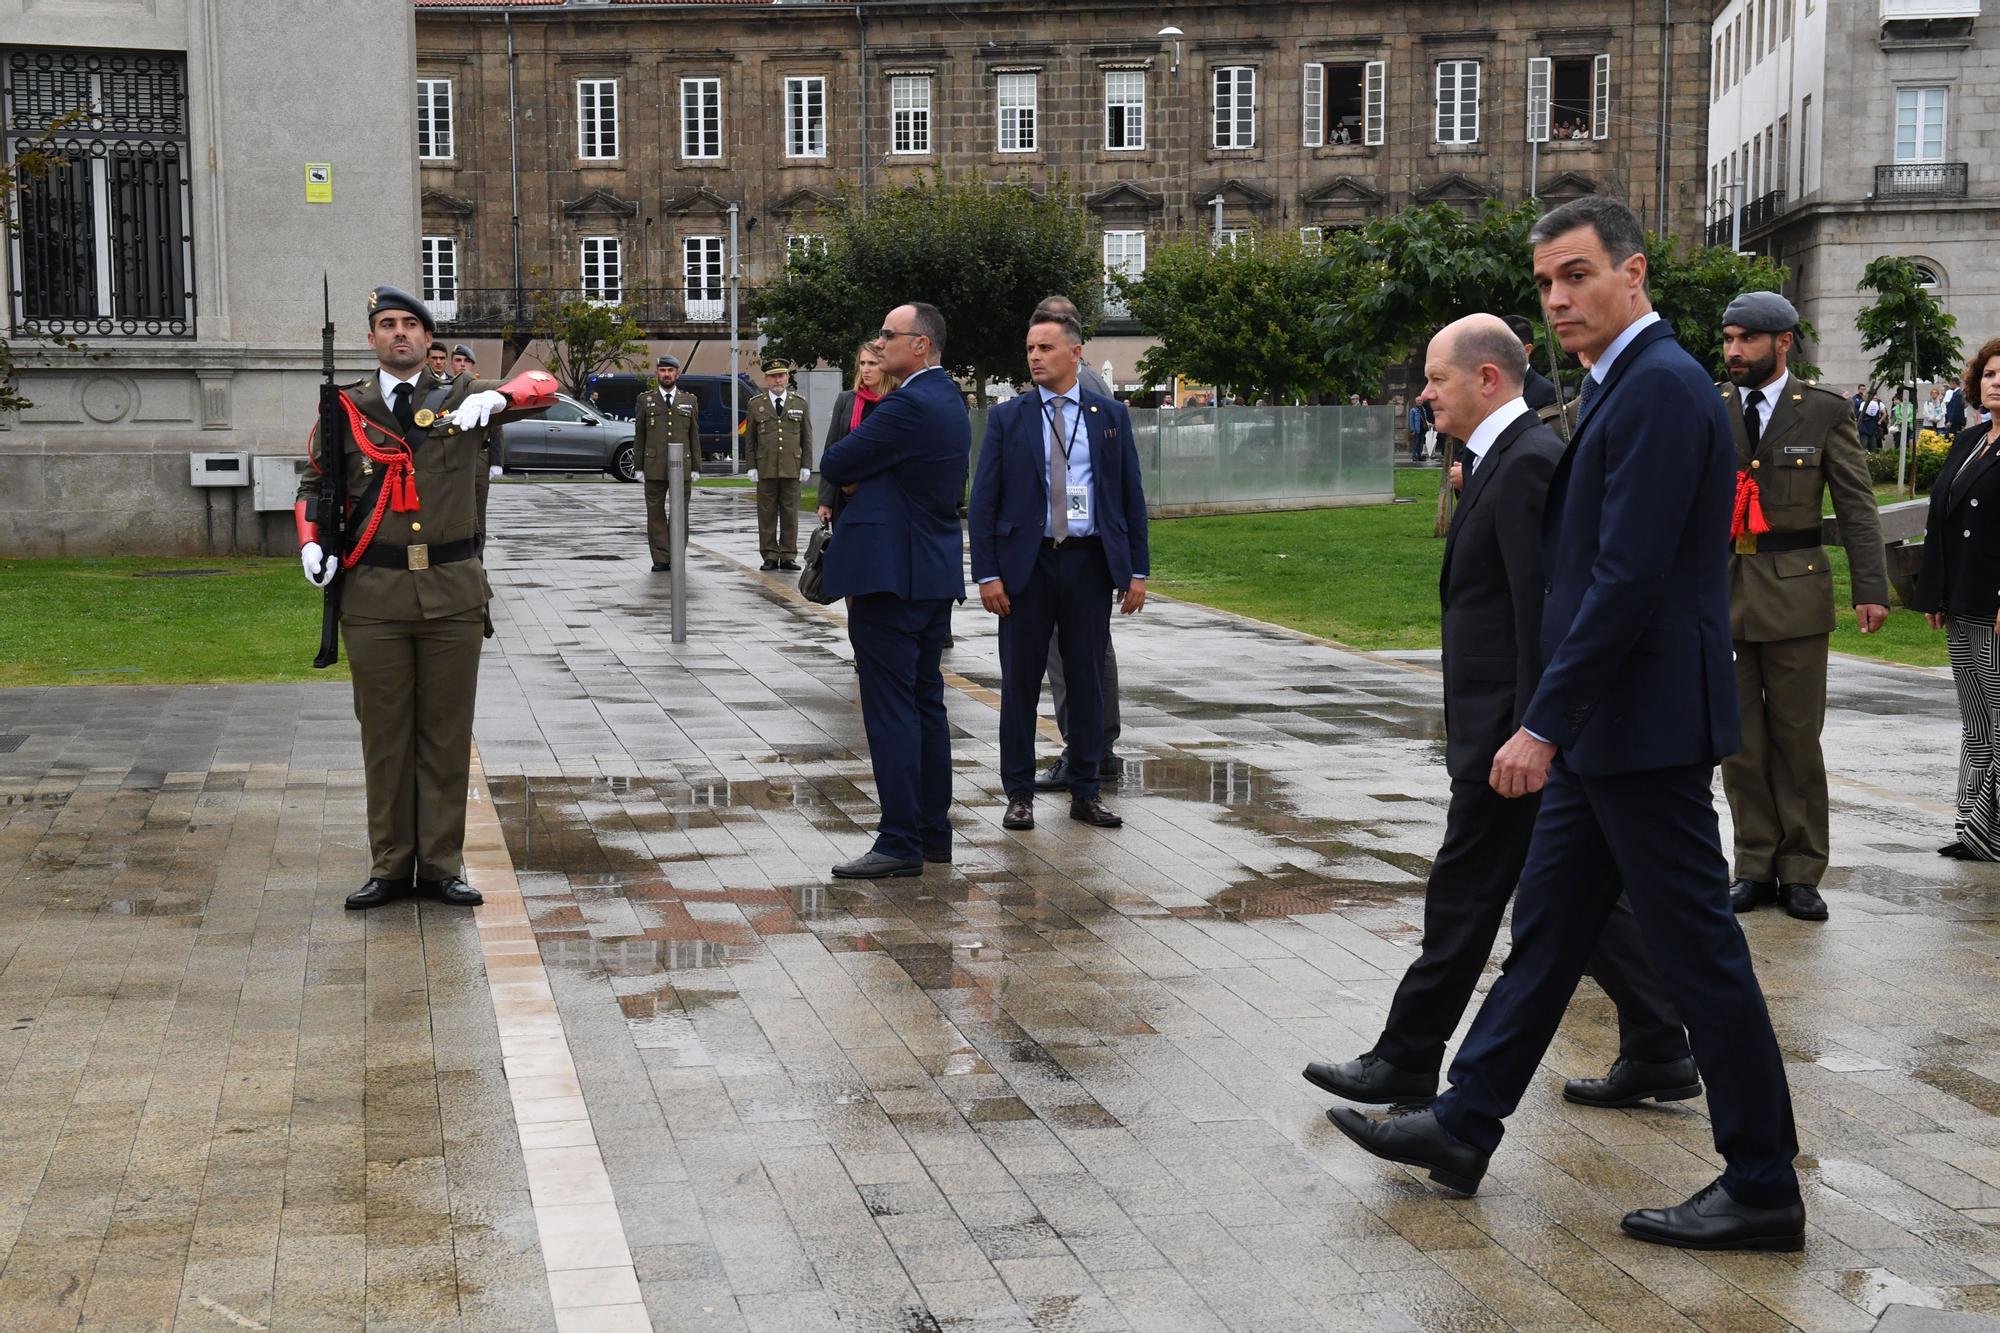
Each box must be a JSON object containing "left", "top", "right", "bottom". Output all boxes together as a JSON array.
[
  {"left": 856, "top": 3, "right": 870, "bottom": 215},
  {"left": 507, "top": 5, "right": 525, "bottom": 364},
  {"left": 1657, "top": 0, "right": 1672, "bottom": 234}
]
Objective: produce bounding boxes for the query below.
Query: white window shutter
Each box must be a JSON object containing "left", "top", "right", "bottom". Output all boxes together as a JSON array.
[
  {"left": 1363, "top": 60, "right": 1385, "bottom": 146},
  {"left": 1303, "top": 63, "right": 1323, "bottom": 147},
  {"left": 1593, "top": 53, "right": 1611, "bottom": 139},
  {"left": 1527, "top": 57, "right": 1551, "bottom": 144}
]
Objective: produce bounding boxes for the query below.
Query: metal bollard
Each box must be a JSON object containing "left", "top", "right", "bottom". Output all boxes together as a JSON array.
[{"left": 668, "top": 446, "right": 688, "bottom": 643}]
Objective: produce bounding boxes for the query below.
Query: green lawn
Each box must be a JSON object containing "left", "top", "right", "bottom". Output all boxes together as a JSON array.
[
  {"left": 0, "top": 557, "right": 343, "bottom": 686},
  {"left": 1150, "top": 469, "right": 1947, "bottom": 668}
]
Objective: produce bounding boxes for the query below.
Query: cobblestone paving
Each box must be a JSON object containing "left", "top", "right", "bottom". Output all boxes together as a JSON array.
[{"left": 3, "top": 478, "right": 1999, "bottom": 1330}]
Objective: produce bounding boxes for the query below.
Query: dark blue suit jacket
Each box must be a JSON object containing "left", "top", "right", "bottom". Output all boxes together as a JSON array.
[
  {"left": 817, "top": 367, "right": 970, "bottom": 602},
  {"left": 1521, "top": 318, "right": 1741, "bottom": 775},
  {"left": 967, "top": 387, "right": 1150, "bottom": 592}
]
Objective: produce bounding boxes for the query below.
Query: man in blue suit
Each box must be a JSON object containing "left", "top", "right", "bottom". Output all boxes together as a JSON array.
[
  {"left": 1329, "top": 197, "right": 1803, "bottom": 1252},
  {"left": 968, "top": 308, "right": 1148, "bottom": 832},
  {"left": 817, "top": 302, "right": 970, "bottom": 879}
]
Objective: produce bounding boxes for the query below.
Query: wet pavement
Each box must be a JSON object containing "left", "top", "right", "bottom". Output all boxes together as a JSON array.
[{"left": 3, "top": 478, "right": 1999, "bottom": 1330}]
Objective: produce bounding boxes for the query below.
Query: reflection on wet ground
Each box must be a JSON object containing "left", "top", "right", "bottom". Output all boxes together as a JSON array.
[{"left": 466, "top": 482, "right": 2000, "bottom": 1330}]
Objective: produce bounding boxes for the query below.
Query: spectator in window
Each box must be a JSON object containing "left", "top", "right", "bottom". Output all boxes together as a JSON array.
[{"left": 818, "top": 340, "right": 901, "bottom": 527}]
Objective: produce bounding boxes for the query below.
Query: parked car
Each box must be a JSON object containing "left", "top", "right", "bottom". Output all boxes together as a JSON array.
[
  {"left": 498, "top": 393, "right": 638, "bottom": 482},
  {"left": 584, "top": 370, "right": 756, "bottom": 467}
]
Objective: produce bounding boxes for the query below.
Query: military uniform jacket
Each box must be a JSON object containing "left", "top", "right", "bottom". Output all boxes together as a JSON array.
[
  {"left": 1722, "top": 378, "right": 1889, "bottom": 642},
  {"left": 633, "top": 384, "right": 699, "bottom": 480},
  {"left": 747, "top": 392, "right": 812, "bottom": 474},
  {"left": 296, "top": 373, "right": 500, "bottom": 622}
]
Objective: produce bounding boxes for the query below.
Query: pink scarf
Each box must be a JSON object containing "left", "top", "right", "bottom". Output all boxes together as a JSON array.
[{"left": 850, "top": 383, "right": 882, "bottom": 431}]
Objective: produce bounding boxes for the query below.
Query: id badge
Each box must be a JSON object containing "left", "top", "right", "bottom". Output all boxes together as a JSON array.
[{"left": 1066, "top": 485, "right": 1090, "bottom": 527}]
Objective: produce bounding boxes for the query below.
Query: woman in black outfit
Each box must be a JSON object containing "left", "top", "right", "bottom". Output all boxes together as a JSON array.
[
  {"left": 816, "top": 340, "right": 900, "bottom": 526},
  {"left": 1916, "top": 336, "right": 2000, "bottom": 860}
]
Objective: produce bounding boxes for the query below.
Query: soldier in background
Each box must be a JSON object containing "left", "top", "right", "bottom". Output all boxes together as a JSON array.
[
  {"left": 747, "top": 357, "right": 813, "bottom": 570},
  {"left": 425, "top": 343, "right": 449, "bottom": 379},
  {"left": 634, "top": 353, "right": 699, "bottom": 572},
  {"left": 450, "top": 343, "right": 477, "bottom": 377},
  {"left": 1718, "top": 291, "right": 1889, "bottom": 922}
]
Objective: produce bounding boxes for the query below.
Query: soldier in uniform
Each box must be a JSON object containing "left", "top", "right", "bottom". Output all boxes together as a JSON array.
[
  {"left": 633, "top": 353, "right": 699, "bottom": 572},
  {"left": 450, "top": 343, "right": 477, "bottom": 377},
  {"left": 746, "top": 357, "right": 813, "bottom": 570},
  {"left": 294, "top": 285, "right": 555, "bottom": 910},
  {"left": 1718, "top": 291, "right": 1890, "bottom": 922},
  {"left": 425, "top": 343, "right": 449, "bottom": 378}
]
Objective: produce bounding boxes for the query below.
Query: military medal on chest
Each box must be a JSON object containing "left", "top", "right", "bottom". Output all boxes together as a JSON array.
[{"left": 413, "top": 408, "right": 436, "bottom": 429}]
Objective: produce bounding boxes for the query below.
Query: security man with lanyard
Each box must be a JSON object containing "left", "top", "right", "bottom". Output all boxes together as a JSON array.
[
  {"left": 294, "top": 285, "right": 555, "bottom": 910},
  {"left": 633, "top": 353, "right": 699, "bottom": 572},
  {"left": 1717, "top": 290, "right": 1889, "bottom": 922}
]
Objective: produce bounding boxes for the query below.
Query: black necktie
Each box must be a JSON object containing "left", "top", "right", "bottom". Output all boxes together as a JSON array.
[
  {"left": 1743, "top": 389, "right": 1764, "bottom": 451},
  {"left": 392, "top": 381, "right": 415, "bottom": 436},
  {"left": 1464, "top": 449, "right": 1478, "bottom": 480},
  {"left": 1576, "top": 374, "right": 1601, "bottom": 417}
]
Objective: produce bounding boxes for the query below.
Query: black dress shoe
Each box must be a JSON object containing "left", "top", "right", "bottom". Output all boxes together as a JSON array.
[
  {"left": 1303, "top": 1054, "right": 1437, "bottom": 1105},
  {"left": 1778, "top": 882, "right": 1828, "bottom": 921},
  {"left": 1563, "top": 1055, "right": 1702, "bottom": 1108},
  {"left": 1940, "top": 840, "right": 1977, "bottom": 859},
  {"left": 1326, "top": 1106, "right": 1488, "bottom": 1196},
  {"left": 779, "top": 559, "right": 801, "bottom": 571},
  {"left": 832, "top": 851, "right": 922, "bottom": 879},
  {"left": 1729, "top": 877, "right": 1776, "bottom": 913},
  {"left": 759, "top": 559, "right": 778, "bottom": 571},
  {"left": 344, "top": 877, "right": 406, "bottom": 910},
  {"left": 415, "top": 875, "right": 484, "bottom": 907},
  {"left": 1033, "top": 760, "right": 1073, "bottom": 792},
  {"left": 1620, "top": 1178, "right": 1804, "bottom": 1251},
  {"left": 1069, "top": 795, "right": 1122, "bottom": 828},
  {"left": 651, "top": 561, "right": 671, "bottom": 572},
  {"left": 1002, "top": 798, "right": 1035, "bottom": 830}
]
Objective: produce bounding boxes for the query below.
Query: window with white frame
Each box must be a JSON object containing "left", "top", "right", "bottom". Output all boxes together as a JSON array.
[
  {"left": 1435, "top": 59, "right": 1480, "bottom": 144},
  {"left": 417, "top": 79, "right": 453, "bottom": 160},
  {"left": 786, "top": 233, "right": 826, "bottom": 265},
  {"left": 581, "top": 236, "right": 621, "bottom": 304},
  {"left": 998, "top": 72, "right": 1037, "bottom": 153},
  {"left": 1214, "top": 226, "right": 1249, "bottom": 252},
  {"left": 1299, "top": 225, "right": 1324, "bottom": 253},
  {"left": 1102, "top": 230, "right": 1145, "bottom": 316},
  {"left": 891, "top": 75, "right": 931, "bottom": 154},
  {"left": 684, "top": 235, "right": 724, "bottom": 321},
  {"left": 785, "top": 76, "right": 826, "bottom": 158},
  {"left": 1532, "top": 55, "right": 1609, "bottom": 140},
  {"left": 577, "top": 79, "right": 618, "bottom": 160},
  {"left": 1105, "top": 70, "right": 1145, "bottom": 150},
  {"left": 1895, "top": 87, "right": 1946, "bottom": 163},
  {"left": 681, "top": 78, "right": 721, "bottom": 160},
  {"left": 421, "top": 236, "right": 458, "bottom": 319},
  {"left": 1213, "top": 66, "right": 1255, "bottom": 149}
]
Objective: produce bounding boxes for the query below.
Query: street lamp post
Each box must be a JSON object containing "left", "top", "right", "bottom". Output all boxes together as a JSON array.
[{"left": 728, "top": 202, "right": 741, "bottom": 476}]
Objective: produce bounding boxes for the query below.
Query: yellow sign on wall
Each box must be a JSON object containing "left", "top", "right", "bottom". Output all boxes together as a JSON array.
[{"left": 305, "top": 163, "right": 332, "bottom": 204}]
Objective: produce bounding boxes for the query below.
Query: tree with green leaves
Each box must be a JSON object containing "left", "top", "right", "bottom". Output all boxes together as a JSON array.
[
  {"left": 2, "top": 115, "right": 87, "bottom": 414},
  {"left": 753, "top": 173, "right": 1102, "bottom": 393},
  {"left": 1856, "top": 255, "right": 1962, "bottom": 393},
  {"left": 523, "top": 295, "right": 648, "bottom": 397},
  {"left": 1646, "top": 236, "right": 1817, "bottom": 381},
  {"left": 1118, "top": 228, "right": 1371, "bottom": 402}
]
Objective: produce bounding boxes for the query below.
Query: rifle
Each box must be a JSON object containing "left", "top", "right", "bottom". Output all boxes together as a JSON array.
[{"left": 312, "top": 274, "right": 346, "bottom": 669}]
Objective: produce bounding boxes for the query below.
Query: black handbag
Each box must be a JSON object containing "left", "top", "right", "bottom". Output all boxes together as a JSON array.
[{"left": 798, "top": 521, "right": 835, "bottom": 604}]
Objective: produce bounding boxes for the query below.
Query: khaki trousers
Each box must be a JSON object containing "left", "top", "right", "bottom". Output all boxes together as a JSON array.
[
  {"left": 756, "top": 477, "right": 801, "bottom": 561},
  {"left": 643, "top": 477, "right": 692, "bottom": 565},
  {"left": 1721, "top": 634, "right": 1830, "bottom": 885},
  {"left": 343, "top": 610, "right": 485, "bottom": 881}
]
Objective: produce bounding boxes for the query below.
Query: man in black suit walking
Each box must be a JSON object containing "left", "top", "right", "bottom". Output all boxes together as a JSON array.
[
  {"left": 1327, "top": 197, "right": 1803, "bottom": 1252},
  {"left": 1304, "top": 314, "right": 1690, "bottom": 1110},
  {"left": 1504, "top": 314, "right": 1559, "bottom": 412}
]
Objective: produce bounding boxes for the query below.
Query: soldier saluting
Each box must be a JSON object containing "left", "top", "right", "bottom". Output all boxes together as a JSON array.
[
  {"left": 746, "top": 357, "right": 813, "bottom": 570},
  {"left": 633, "top": 353, "right": 699, "bottom": 572},
  {"left": 294, "top": 285, "right": 554, "bottom": 910},
  {"left": 1718, "top": 291, "right": 1889, "bottom": 923}
]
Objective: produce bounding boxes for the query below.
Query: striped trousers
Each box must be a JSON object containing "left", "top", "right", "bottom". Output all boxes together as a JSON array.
[{"left": 1947, "top": 617, "right": 2000, "bottom": 859}]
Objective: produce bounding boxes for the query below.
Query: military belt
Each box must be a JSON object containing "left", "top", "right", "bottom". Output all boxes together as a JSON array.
[
  {"left": 355, "top": 537, "right": 476, "bottom": 571},
  {"left": 1737, "top": 530, "right": 1822, "bottom": 555}
]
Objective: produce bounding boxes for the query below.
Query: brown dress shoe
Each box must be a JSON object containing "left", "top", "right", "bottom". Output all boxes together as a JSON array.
[
  {"left": 1002, "top": 797, "right": 1035, "bottom": 830},
  {"left": 1069, "top": 795, "right": 1122, "bottom": 828}
]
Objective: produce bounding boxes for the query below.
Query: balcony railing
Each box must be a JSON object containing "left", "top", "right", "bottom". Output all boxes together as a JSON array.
[
  {"left": 1881, "top": 0, "right": 1980, "bottom": 19},
  {"left": 429, "top": 286, "right": 759, "bottom": 333},
  {"left": 1874, "top": 162, "right": 1969, "bottom": 199},
  {"left": 1704, "top": 189, "right": 1788, "bottom": 248}
]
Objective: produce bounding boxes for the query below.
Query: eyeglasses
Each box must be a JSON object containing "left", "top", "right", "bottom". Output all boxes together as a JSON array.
[{"left": 876, "top": 329, "right": 922, "bottom": 343}]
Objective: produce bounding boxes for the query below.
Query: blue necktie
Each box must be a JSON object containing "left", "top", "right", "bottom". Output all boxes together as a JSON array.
[{"left": 1576, "top": 374, "right": 1601, "bottom": 417}]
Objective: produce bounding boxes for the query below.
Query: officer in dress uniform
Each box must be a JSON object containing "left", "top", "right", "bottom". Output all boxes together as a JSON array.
[
  {"left": 746, "top": 357, "right": 813, "bottom": 570},
  {"left": 633, "top": 354, "right": 699, "bottom": 572},
  {"left": 294, "top": 285, "right": 554, "bottom": 910},
  {"left": 1718, "top": 291, "right": 1889, "bottom": 922}
]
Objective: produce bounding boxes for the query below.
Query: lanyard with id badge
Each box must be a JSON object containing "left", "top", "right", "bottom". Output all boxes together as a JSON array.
[{"left": 1044, "top": 396, "right": 1090, "bottom": 532}]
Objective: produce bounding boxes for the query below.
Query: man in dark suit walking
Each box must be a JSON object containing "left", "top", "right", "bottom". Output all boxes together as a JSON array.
[
  {"left": 817, "top": 303, "right": 970, "bottom": 878},
  {"left": 1304, "top": 314, "right": 1691, "bottom": 1110},
  {"left": 1328, "top": 197, "right": 1803, "bottom": 1252},
  {"left": 1504, "top": 314, "right": 1559, "bottom": 412},
  {"left": 968, "top": 309, "right": 1148, "bottom": 832}
]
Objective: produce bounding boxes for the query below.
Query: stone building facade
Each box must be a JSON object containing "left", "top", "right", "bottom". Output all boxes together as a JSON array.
[
  {"left": 413, "top": 0, "right": 1715, "bottom": 383},
  {"left": 1706, "top": 0, "right": 1996, "bottom": 389},
  {"left": 0, "top": 0, "right": 422, "bottom": 555}
]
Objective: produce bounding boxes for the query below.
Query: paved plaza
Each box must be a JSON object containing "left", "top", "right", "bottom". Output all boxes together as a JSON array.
[{"left": 5, "top": 481, "right": 2000, "bottom": 1331}]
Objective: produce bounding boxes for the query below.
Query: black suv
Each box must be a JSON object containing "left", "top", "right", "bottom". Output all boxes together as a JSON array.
[{"left": 584, "top": 371, "right": 758, "bottom": 468}]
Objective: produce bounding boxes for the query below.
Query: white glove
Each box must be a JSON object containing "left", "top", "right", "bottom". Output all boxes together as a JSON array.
[
  {"left": 300, "top": 541, "right": 338, "bottom": 588},
  {"left": 748, "top": 469, "right": 760, "bottom": 483},
  {"left": 448, "top": 389, "right": 507, "bottom": 432},
  {"left": 488, "top": 465, "right": 502, "bottom": 479},
  {"left": 800, "top": 468, "right": 811, "bottom": 482}
]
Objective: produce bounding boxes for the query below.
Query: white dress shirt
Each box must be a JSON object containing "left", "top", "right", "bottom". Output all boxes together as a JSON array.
[
  {"left": 1740, "top": 369, "right": 1788, "bottom": 437},
  {"left": 1587, "top": 310, "right": 1662, "bottom": 386},
  {"left": 1460, "top": 396, "right": 1531, "bottom": 472},
  {"left": 379, "top": 367, "right": 426, "bottom": 412}
]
